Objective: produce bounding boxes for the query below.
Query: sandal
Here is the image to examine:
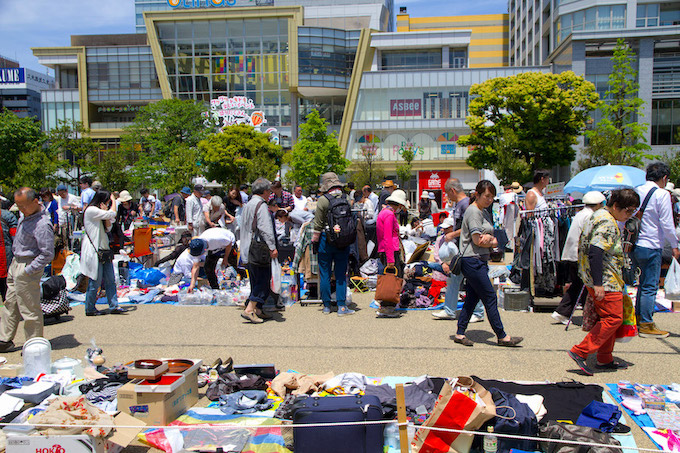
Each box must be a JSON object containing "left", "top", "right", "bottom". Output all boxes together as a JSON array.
[
  {"left": 497, "top": 337, "right": 523, "bottom": 347},
  {"left": 454, "top": 336, "right": 474, "bottom": 347},
  {"left": 595, "top": 361, "right": 628, "bottom": 370}
]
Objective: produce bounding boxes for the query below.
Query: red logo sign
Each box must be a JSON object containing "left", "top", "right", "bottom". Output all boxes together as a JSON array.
[
  {"left": 36, "top": 445, "right": 65, "bottom": 453},
  {"left": 390, "top": 99, "right": 421, "bottom": 117}
]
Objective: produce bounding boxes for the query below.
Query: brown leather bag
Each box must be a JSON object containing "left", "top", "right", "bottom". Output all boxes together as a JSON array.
[{"left": 375, "top": 266, "right": 403, "bottom": 304}]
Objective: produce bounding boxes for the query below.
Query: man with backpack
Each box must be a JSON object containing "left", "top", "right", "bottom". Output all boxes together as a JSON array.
[
  {"left": 163, "top": 187, "right": 190, "bottom": 226},
  {"left": 311, "top": 172, "right": 356, "bottom": 316},
  {"left": 633, "top": 162, "right": 680, "bottom": 338}
]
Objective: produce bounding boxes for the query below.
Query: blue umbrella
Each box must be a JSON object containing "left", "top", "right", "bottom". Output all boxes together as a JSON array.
[{"left": 564, "top": 165, "right": 646, "bottom": 194}]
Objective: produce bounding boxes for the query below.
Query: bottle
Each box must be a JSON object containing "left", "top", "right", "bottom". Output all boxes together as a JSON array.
[{"left": 483, "top": 426, "right": 498, "bottom": 453}]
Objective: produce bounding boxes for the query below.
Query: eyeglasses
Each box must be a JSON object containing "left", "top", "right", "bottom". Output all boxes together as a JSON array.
[{"left": 623, "top": 207, "right": 637, "bottom": 215}]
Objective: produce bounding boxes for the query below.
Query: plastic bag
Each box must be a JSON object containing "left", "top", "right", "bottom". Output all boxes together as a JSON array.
[
  {"left": 130, "top": 267, "right": 166, "bottom": 286},
  {"left": 271, "top": 259, "right": 282, "bottom": 294},
  {"left": 665, "top": 259, "right": 680, "bottom": 300}
]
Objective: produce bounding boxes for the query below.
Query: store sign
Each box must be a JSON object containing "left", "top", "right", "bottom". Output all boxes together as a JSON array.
[
  {"left": 97, "top": 105, "right": 142, "bottom": 113},
  {"left": 419, "top": 171, "right": 450, "bottom": 191},
  {"left": 204, "top": 95, "right": 278, "bottom": 142},
  {"left": 0, "top": 68, "right": 24, "bottom": 84},
  {"left": 545, "top": 182, "right": 565, "bottom": 197},
  {"left": 441, "top": 144, "right": 456, "bottom": 155},
  {"left": 167, "top": 0, "right": 237, "bottom": 7},
  {"left": 390, "top": 99, "right": 421, "bottom": 117}
]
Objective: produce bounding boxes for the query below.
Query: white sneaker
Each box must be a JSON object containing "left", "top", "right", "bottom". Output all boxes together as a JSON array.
[
  {"left": 432, "top": 310, "right": 456, "bottom": 320},
  {"left": 469, "top": 314, "right": 484, "bottom": 323},
  {"left": 551, "top": 311, "right": 569, "bottom": 325}
]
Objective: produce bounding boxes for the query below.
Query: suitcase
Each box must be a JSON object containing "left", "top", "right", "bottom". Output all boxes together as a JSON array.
[
  {"left": 291, "top": 395, "right": 384, "bottom": 453},
  {"left": 41, "top": 290, "right": 71, "bottom": 319}
]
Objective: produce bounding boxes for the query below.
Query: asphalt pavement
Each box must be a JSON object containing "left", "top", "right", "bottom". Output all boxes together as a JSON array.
[{"left": 2, "top": 291, "right": 678, "bottom": 451}]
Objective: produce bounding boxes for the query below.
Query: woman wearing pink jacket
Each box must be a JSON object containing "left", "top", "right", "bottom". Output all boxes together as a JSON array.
[{"left": 376, "top": 189, "right": 408, "bottom": 318}]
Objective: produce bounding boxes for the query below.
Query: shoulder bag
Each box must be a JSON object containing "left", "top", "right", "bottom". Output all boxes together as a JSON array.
[
  {"left": 248, "top": 201, "right": 271, "bottom": 267},
  {"left": 83, "top": 207, "right": 114, "bottom": 263}
]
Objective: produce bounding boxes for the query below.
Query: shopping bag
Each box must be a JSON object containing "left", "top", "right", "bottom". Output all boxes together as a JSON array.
[
  {"left": 582, "top": 292, "right": 599, "bottom": 332},
  {"left": 412, "top": 379, "right": 496, "bottom": 453},
  {"left": 271, "top": 259, "right": 282, "bottom": 294},
  {"left": 664, "top": 259, "right": 680, "bottom": 300},
  {"left": 375, "top": 266, "right": 403, "bottom": 304},
  {"left": 616, "top": 291, "right": 637, "bottom": 343}
]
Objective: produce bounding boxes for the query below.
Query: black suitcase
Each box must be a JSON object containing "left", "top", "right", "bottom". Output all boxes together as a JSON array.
[{"left": 291, "top": 395, "right": 384, "bottom": 453}]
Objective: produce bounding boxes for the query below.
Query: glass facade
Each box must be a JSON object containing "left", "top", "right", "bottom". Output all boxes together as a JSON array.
[
  {"left": 156, "top": 18, "right": 291, "bottom": 126},
  {"left": 653, "top": 53, "right": 680, "bottom": 96},
  {"left": 651, "top": 99, "right": 680, "bottom": 145},
  {"left": 450, "top": 49, "right": 467, "bottom": 69},
  {"left": 557, "top": 5, "right": 626, "bottom": 44},
  {"left": 86, "top": 46, "right": 162, "bottom": 101},
  {"left": 298, "top": 27, "right": 360, "bottom": 89},
  {"left": 381, "top": 49, "right": 442, "bottom": 70},
  {"left": 41, "top": 90, "right": 80, "bottom": 132},
  {"left": 355, "top": 87, "right": 469, "bottom": 122}
]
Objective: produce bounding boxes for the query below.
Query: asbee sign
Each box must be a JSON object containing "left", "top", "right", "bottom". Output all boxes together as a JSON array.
[
  {"left": 167, "top": 0, "right": 237, "bottom": 7},
  {"left": 390, "top": 99, "right": 421, "bottom": 117},
  {"left": 0, "top": 68, "right": 25, "bottom": 84}
]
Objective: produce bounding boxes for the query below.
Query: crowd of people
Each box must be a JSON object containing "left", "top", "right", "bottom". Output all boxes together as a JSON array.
[{"left": 0, "top": 162, "right": 679, "bottom": 376}]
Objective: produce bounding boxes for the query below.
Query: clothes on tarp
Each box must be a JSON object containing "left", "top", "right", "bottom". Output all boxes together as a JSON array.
[
  {"left": 364, "top": 377, "right": 445, "bottom": 421},
  {"left": 489, "top": 387, "right": 538, "bottom": 453},
  {"left": 219, "top": 390, "right": 273, "bottom": 415},
  {"left": 473, "top": 377, "right": 604, "bottom": 424},
  {"left": 205, "top": 373, "right": 267, "bottom": 401},
  {"left": 270, "top": 371, "right": 334, "bottom": 398},
  {"left": 78, "top": 372, "right": 130, "bottom": 404},
  {"left": 28, "top": 396, "right": 115, "bottom": 438}
]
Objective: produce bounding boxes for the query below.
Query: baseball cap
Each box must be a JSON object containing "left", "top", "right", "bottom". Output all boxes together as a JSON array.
[
  {"left": 56, "top": 184, "right": 67, "bottom": 192},
  {"left": 181, "top": 186, "right": 191, "bottom": 195},
  {"left": 189, "top": 238, "right": 206, "bottom": 257},
  {"left": 194, "top": 184, "right": 204, "bottom": 192},
  {"left": 440, "top": 217, "right": 455, "bottom": 229}
]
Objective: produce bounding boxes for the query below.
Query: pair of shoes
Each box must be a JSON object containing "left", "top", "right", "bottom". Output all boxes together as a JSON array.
[
  {"left": 568, "top": 350, "right": 593, "bottom": 376},
  {"left": 322, "top": 306, "right": 331, "bottom": 315},
  {"left": 0, "top": 340, "right": 15, "bottom": 353},
  {"left": 217, "top": 357, "right": 233, "bottom": 375},
  {"left": 109, "top": 307, "right": 128, "bottom": 315},
  {"left": 376, "top": 310, "right": 401, "bottom": 318},
  {"left": 595, "top": 361, "right": 629, "bottom": 370},
  {"left": 240, "top": 311, "right": 264, "bottom": 324},
  {"left": 86, "top": 310, "right": 106, "bottom": 317},
  {"left": 453, "top": 336, "right": 474, "bottom": 347},
  {"left": 551, "top": 311, "right": 570, "bottom": 325},
  {"left": 337, "top": 307, "right": 355, "bottom": 316},
  {"left": 497, "top": 336, "right": 523, "bottom": 347},
  {"left": 469, "top": 314, "right": 484, "bottom": 323},
  {"left": 256, "top": 310, "right": 273, "bottom": 320},
  {"left": 638, "top": 322, "right": 669, "bottom": 338},
  {"left": 432, "top": 310, "right": 456, "bottom": 320}
]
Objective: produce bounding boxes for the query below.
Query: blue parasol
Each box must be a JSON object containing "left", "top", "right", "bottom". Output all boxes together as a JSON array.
[{"left": 564, "top": 165, "right": 646, "bottom": 194}]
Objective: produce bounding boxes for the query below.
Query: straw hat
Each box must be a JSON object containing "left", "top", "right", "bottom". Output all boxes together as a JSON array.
[
  {"left": 582, "top": 191, "right": 605, "bottom": 205},
  {"left": 319, "top": 172, "right": 345, "bottom": 193},
  {"left": 385, "top": 189, "right": 408, "bottom": 208},
  {"left": 118, "top": 190, "right": 133, "bottom": 202},
  {"left": 511, "top": 182, "right": 523, "bottom": 194}
]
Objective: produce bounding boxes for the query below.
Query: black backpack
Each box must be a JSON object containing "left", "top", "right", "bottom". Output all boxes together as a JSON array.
[
  {"left": 622, "top": 186, "right": 657, "bottom": 253},
  {"left": 162, "top": 194, "right": 182, "bottom": 219},
  {"left": 324, "top": 193, "right": 357, "bottom": 249}
]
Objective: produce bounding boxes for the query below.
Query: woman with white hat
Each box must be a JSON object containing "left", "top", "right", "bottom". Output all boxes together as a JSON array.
[
  {"left": 418, "top": 190, "right": 432, "bottom": 220},
  {"left": 115, "top": 190, "right": 137, "bottom": 230},
  {"left": 552, "top": 191, "right": 606, "bottom": 325},
  {"left": 376, "top": 189, "right": 409, "bottom": 318}
]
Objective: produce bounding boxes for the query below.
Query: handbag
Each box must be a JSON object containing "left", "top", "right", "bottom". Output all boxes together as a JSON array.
[
  {"left": 248, "top": 201, "right": 271, "bottom": 267},
  {"left": 538, "top": 421, "right": 623, "bottom": 453},
  {"left": 375, "top": 265, "right": 403, "bottom": 304},
  {"left": 83, "top": 209, "right": 114, "bottom": 263},
  {"left": 449, "top": 242, "right": 471, "bottom": 276}
]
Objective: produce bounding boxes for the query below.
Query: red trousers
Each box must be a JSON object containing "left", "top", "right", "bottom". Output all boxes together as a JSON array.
[{"left": 571, "top": 287, "right": 623, "bottom": 364}]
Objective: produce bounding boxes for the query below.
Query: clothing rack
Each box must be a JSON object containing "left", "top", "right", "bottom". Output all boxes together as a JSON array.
[{"left": 519, "top": 204, "right": 585, "bottom": 216}]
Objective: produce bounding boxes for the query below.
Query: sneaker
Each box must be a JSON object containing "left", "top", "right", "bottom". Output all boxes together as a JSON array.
[
  {"left": 432, "top": 310, "right": 456, "bottom": 320},
  {"left": 638, "top": 322, "right": 669, "bottom": 338},
  {"left": 0, "top": 340, "right": 14, "bottom": 353},
  {"left": 551, "top": 311, "right": 570, "bottom": 325},
  {"left": 322, "top": 306, "right": 331, "bottom": 315},
  {"left": 337, "top": 307, "right": 355, "bottom": 316},
  {"left": 568, "top": 350, "right": 593, "bottom": 376},
  {"left": 469, "top": 314, "right": 484, "bottom": 323}
]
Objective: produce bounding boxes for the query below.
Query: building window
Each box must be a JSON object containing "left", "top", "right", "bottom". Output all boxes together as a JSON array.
[
  {"left": 381, "top": 49, "right": 442, "bottom": 70},
  {"left": 450, "top": 49, "right": 467, "bottom": 68},
  {"left": 651, "top": 99, "right": 680, "bottom": 145},
  {"left": 637, "top": 4, "right": 659, "bottom": 27},
  {"left": 660, "top": 3, "right": 680, "bottom": 26},
  {"left": 558, "top": 5, "right": 626, "bottom": 44}
]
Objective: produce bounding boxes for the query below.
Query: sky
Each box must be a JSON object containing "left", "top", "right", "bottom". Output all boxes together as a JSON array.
[{"left": 0, "top": 0, "right": 508, "bottom": 74}]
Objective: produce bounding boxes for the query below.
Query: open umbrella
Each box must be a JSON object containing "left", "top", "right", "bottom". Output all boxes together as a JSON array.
[{"left": 564, "top": 165, "right": 646, "bottom": 194}]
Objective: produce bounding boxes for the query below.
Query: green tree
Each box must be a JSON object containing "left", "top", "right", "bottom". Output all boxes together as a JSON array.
[
  {"left": 46, "top": 120, "right": 97, "bottom": 186},
  {"left": 90, "top": 150, "right": 132, "bottom": 192},
  {"left": 199, "top": 124, "right": 283, "bottom": 186},
  {"left": 349, "top": 144, "right": 385, "bottom": 189},
  {"left": 0, "top": 109, "right": 45, "bottom": 186},
  {"left": 458, "top": 71, "right": 599, "bottom": 181},
  {"left": 395, "top": 145, "right": 416, "bottom": 195},
  {"left": 285, "top": 110, "right": 350, "bottom": 189},
  {"left": 120, "top": 99, "right": 213, "bottom": 192},
  {"left": 9, "top": 147, "right": 63, "bottom": 191},
  {"left": 579, "top": 38, "right": 652, "bottom": 170}
]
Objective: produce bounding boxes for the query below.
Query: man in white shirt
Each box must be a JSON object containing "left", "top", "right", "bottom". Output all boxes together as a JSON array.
[
  {"left": 174, "top": 228, "right": 235, "bottom": 292},
  {"left": 634, "top": 162, "right": 680, "bottom": 338},
  {"left": 290, "top": 185, "right": 314, "bottom": 228},
  {"left": 56, "top": 185, "right": 81, "bottom": 248},
  {"left": 185, "top": 184, "right": 205, "bottom": 235},
  {"left": 292, "top": 185, "right": 309, "bottom": 212}
]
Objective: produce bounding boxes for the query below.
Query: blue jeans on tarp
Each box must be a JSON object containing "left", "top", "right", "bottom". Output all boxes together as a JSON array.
[
  {"left": 633, "top": 246, "right": 662, "bottom": 324},
  {"left": 318, "top": 232, "right": 349, "bottom": 308},
  {"left": 457, "top": 257, "right": 506, "bottom": 338},
  {"left": 248, "top": 263, "right": 272, "bottom": 309},
  {"left": 85, "top": 261, "right": 120, "bottom": 314}
]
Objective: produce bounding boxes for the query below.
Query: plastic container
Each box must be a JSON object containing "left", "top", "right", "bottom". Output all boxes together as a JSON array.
[
  {"left": 384, "top": 423, "right": 400, "bottom": 450},
  {"left": 22, "top": 337, "right": 52, "bottom": 378},
  {"left": 52, "top": 357, "right": 84, "bottom": 379},
  {"left": 483, "top": 426, "right": 498, "bottom": 453}
]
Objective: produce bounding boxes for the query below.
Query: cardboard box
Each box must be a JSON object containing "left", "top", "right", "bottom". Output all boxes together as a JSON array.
[
  {"left": 117, "top": 359, "right": 201, "bottom": 426},
  {"left": 673, "top": 300, "right": 680, "bottom": 312}
]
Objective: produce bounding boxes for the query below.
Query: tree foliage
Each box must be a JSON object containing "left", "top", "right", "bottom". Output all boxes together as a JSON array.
[
  {"left": 458, "top": 71, "right": 599, "bottom": 182},
  {"left": 579, "top": 39, "right": 652, "bottom": 170},
  {"left": 9, "top": 147, "right": 64, "bottom": 191},
  {"left": 200, "top": 124, "right": 283, "bottom": 186},
  {"left": 0, "top": 109, "right": 45, "bottom": 187},
  {"left": 285, "top": 110, "right": 350, "bottom": 189},
  {"left": 120, "top": 99, "right": 213, "bottom": 192},
  {"left": 46, "top": 120, "right": 97, "bottom": 185},
  {"left": 349, "top": 143, "right": 385, "bottom": 189},
  {"left": 396, "top": 145, "right": 416, "bottom": 193},
  {"left": 91, "top": 150, "right": 132, "bottom": 192}
]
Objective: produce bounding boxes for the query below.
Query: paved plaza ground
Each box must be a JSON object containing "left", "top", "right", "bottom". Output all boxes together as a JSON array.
[{"left": 2, "top": 291, "right": 678, "bottom": 450}]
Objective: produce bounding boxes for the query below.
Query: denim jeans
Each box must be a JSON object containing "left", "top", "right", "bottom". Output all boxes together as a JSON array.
[
  {"left": 248, "top": 263, "right": 272, "bottom": 309},
  {"left": 318, "top": 233, "right": 349, "bottom": 308},
  {"left": 457, "top": 257, "right": 506, "bottom": 338},
  {"left": 633, "top": 246, "right": 662, "bottom": 324},
  {"left": 85, "top": 261, "right": 120, "bottom": 314}
]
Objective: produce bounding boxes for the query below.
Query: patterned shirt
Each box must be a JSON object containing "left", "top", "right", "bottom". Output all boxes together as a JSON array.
[
  {"left": 269, "top": 190, "right": 295, "bottom": 210},
  {"left": 292, "top": 222, "right": 318, "bottom": 275},
  {"left": 578, "top": 208, "right": 625, "bottom": 292}
]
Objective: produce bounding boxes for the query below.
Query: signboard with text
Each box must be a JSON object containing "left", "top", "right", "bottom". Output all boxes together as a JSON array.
[
  {"left": 390, "top": 99, "right": 421, "bottom": 117},
  {"left": 545, "top": 182, "right": 565, "bottom": 197},
  {"left": 418, "top": 170, "right": 451, "bottom": 212},
  {"left": 0, "top": 68, "right": 24, "bottom": 84}
]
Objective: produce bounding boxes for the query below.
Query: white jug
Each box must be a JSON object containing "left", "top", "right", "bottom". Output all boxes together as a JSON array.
[{"left": 22, "top": 337, "right": 52, "bottom": 378}]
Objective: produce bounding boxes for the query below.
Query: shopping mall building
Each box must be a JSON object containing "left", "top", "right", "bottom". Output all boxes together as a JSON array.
[{"left": 32, "top": 0, "right": 680, "bottom": 196}]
